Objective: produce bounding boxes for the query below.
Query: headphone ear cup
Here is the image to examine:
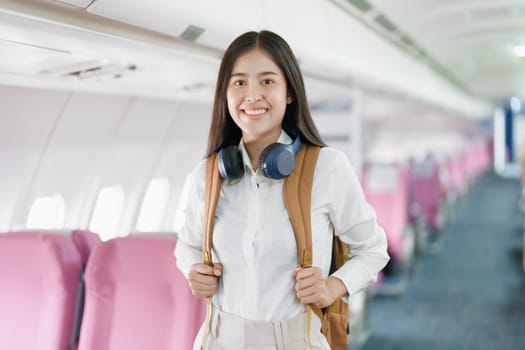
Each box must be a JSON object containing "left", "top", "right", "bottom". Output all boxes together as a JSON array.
[
  {"left": 259, "top": 143, "right": 295, "bottom": 179},
  {"left": 218, "top": 146, "right": 244, "bottom": 180}
]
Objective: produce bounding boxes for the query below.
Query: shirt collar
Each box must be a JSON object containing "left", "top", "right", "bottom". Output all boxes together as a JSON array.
[{"left": 238, "top": 129, "right": 293, "bottom": 177}]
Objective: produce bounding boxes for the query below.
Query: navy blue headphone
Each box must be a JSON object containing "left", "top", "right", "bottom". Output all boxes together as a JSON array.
[{"left": 218, "top": 133, "right": 302, "bottom": 180}]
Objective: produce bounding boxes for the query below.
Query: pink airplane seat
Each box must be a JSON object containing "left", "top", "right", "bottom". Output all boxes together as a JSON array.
[
  {"left": 410, "top": 158, "right": 442, "bottom": 230},
  {"left": 71, "top": 230, "right": 101, "bottom": 266},
  {"left": 362, "top": 163, "right": 412, "bottom": 263},
  {"left": 77, "top": 235, "right": 206, "bottom": 350},
  {"left": 445, "top": 154, "right": 466, "bottom": 197},
  {"left": 69, "top": 230, "right": 101, "bottom": 348},
  {"left": 0, "top": 231, "right": 82, "bottom": 350}
]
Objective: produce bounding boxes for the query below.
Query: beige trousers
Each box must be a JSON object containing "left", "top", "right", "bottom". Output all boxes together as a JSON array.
[{"left": 193, "top": 305, "right": 331, "bottom": 350}]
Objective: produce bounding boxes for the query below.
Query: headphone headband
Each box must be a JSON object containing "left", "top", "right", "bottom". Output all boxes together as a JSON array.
[{"left": 218, "top": 133, "right": 302, "bottom": 180}]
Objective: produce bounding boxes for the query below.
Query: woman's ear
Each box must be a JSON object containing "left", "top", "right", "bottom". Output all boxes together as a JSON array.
[{"left": 287, "top": 96, "right": 293, "bottom": 104}]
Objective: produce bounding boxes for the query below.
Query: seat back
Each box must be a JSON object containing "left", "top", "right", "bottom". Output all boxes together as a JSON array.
[
  {"left": 72, "top": 230, "right": 101, "bottom": 266},
  {"left": 410, "top": 159, "right": 442, "bottom": 229},
  {"left": 0, "top": 231, "right": 82, "bottom": 350},
  {"left": 78, "top": 235, "right": 205, "bottom": 350},
  {"left": 69, "top": 230, "right": 101, "bottom": 348},
  {"left": 446, "top": 154, "right": 467, "bottom": 196},
  {"left": 362, "top": 163, "right": 409, "bottom": 261}
]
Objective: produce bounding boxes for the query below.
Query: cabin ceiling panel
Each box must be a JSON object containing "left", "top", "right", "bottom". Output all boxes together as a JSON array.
[
  {"left": 0, "top": 6, "right": 219, "bottom": 101},
  {"left": 87, "top": 0, "right": 263, "bottom": 50},
  {"left": 85, "top": 0, "right": 492, "bottom": 115},
  {"left": 365, "top": 0, "right": 525, "bottom": 100},
  {"left": 1, "top": 0, "right": 494, "bottom": 115}
]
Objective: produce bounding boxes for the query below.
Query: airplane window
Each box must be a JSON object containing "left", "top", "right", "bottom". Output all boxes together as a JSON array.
[
  {"left": 26, "top": 193, "right": 66, "bottom": 229},
  {"left": 89, "top": 185, "right": 124, "bottom": 241},
  {"left": 136, "top": 178, "right": 170, "bottom": 232}
]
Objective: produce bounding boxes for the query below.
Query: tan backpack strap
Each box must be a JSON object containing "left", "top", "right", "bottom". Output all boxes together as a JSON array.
[
  {"left": 283, "top": 144, "right": 320, "bottom": 268},
  {"left": 200, "top": 153, "right": 223, "bottom": 350},
  {"left": 283, "top": 144, "right": 321, "bottom": 350},
  {"left": 203, "top": 153, "right": 222, "bottom": 266}
]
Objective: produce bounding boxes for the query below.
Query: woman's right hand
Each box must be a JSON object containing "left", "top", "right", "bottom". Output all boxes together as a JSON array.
[{"left": 188, "top": 263, "right": 222, "bottom": 298}]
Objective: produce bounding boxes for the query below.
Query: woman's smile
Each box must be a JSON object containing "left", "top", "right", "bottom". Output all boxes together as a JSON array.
[{"left": 241, "top": 108, "right": 269, "bottom": 120}]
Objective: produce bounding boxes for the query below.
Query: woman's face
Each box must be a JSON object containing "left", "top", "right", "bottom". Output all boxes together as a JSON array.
[{"left": 226, "top": 48, "right": 288, "bottom": 143}]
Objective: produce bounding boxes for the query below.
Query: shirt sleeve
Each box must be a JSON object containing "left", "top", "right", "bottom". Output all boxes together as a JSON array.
[
  {"left": 327, "top": 150, "right": 390, "bottom": 296},
  {"left": 173, "top": 160, "right": 206, "bottom": 279}
]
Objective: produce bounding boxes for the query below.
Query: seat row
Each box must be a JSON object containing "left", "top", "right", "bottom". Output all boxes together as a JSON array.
[
  {"left": 361, "top": 142, "right": 492, "bottom": 295},
  {"left": 0, "top": 230, "right": 205, "bottom": 350}
]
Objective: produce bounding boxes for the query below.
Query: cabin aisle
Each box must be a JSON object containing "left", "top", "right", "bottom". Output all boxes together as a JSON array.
[{"left": 357, "top": 172, "right": 525, "bottom": 350}]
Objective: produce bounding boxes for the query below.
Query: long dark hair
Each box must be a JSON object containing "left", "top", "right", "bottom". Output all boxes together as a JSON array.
[{"left": 206, "top": 30, "right": 326, "bottom": 157}]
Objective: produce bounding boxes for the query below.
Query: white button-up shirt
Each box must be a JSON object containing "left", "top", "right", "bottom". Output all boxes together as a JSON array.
[{"left": 174, "top": 131, "right": 389, "bottom": 321}]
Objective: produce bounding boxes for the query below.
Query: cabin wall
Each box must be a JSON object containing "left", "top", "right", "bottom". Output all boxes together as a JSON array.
[{"left": 0, "top": 84, "right": 211, "bottom": 233}]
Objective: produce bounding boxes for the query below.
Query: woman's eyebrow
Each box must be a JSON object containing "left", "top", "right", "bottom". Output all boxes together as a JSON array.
[
  {"left": 230, "top": 72, "right": 247, "bottom": 78},
  {"left": 258, "top": 71, "right": 279, "bottom": 76},
  {"left": 230, "top": 71, "right": 279, "bottom": 78}
]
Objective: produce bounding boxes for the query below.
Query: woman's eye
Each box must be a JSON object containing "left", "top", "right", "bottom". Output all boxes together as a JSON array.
[
  {"left": 262, "top": 79, "right": 273, "bottom": 85},
  {"left": 233, "top": 80, "right": 245, "bottom": 86}
]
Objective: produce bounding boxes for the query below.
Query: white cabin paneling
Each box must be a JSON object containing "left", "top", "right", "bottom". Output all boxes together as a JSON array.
[
  {"left": 81, "top": 97, "right": 181, "bottom": 234},
  {"left": 15, "top": 91, "right": 132, "bottom": 230},
  {"left": 0, "top": 85, "right": 70, "bottom": 231},
  {"left": 157, "top": 101, "right": 212, "bottom": 231},
  {"left": 0, "top": 84, "right": 214, "bottom": 234}
]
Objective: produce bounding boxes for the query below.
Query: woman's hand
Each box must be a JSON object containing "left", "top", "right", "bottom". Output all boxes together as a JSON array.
[
  {"left": 293, "top": 266, "right": 347, "bottom": 308},
  {"left": 188, "top": 263, "right": 222, "bottom": 298}
]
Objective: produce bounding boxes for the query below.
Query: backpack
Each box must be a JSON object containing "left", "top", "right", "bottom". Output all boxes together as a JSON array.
[{"left": 200, "top": 144, "right": 350, "bottom": 350}]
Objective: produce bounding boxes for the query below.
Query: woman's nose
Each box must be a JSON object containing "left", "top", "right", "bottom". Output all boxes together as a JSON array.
[{"left": 245, "top": 84, "right": 262, "bottom": 101}]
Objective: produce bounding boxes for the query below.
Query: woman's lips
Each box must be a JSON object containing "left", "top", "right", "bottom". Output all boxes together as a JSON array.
[{"left": 241, "top": 108, "right": 268, "bottom": 120}]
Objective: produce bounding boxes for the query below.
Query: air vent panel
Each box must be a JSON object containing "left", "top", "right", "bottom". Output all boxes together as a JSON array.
[
  {"left": 401, "top": 36, "right": 414, "bottom": 46},
  {"left": 346, "top": 0, "right": 373, "bottom": 12},
  {"left": 54, "top": 0, "right": 94, "bottom": 9},
  {"left": 375, "top": 14, "right": 397, "bottom": 32},
  {"left": 39, "top": 59, "right": 137, "bottom": 80},
  {"left": 180, "top": 25, "right": 205, "bottom": 42}
]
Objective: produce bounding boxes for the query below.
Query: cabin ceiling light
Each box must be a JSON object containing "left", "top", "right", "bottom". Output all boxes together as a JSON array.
[{"left": 514, "top": 44, "right": 525, "bottom": 57}]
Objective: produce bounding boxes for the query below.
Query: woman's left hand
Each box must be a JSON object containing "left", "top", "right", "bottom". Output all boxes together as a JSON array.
[{"left": 292, "top": 267, "right": 347, "bottom": 308}]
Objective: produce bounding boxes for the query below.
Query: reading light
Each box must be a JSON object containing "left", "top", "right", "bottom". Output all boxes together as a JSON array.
[
  {"left": 510, "top": 96, "right": 521, "bottom": 112},
  {"left": 514, "top": 44, "right": 525, "bottom": 57}
]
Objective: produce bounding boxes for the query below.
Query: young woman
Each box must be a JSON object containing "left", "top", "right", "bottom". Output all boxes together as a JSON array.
[{"left": 174, "top": 30, "right": 389, "bottom": 349}]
